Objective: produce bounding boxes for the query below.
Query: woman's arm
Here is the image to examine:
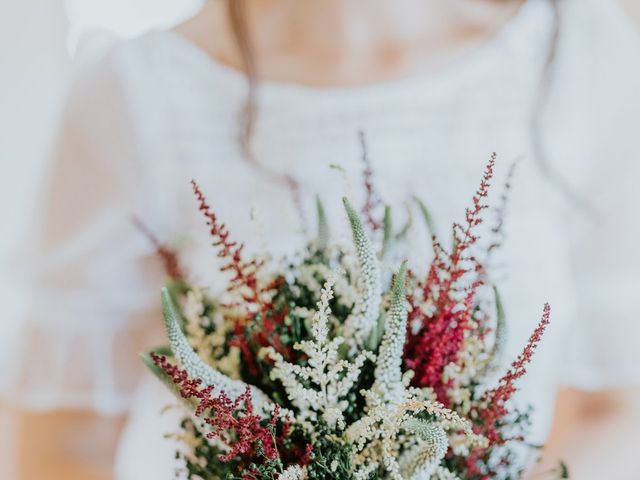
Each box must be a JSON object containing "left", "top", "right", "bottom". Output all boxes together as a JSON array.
[
  {"left": 4, "top": 402, "right": 125, "bottom": 480},
  {"left": 534, "top": 388, "right": 640, "bottom": 479}
]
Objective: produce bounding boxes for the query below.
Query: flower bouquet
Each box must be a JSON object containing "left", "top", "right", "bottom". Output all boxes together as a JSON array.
[{"left": 142, "top": 156, "right": 563, "bottom": 479}]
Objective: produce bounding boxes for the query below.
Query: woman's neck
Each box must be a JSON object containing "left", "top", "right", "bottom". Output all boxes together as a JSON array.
[
  {"left": 177, "top": 0, "right": 526, "bottom": 86},
  {"left": 252, "top": 0, "right": 445, "bottom": 51}
]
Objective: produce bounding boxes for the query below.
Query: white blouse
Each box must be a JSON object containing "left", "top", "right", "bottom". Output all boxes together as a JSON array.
[{"left": 4, "top": 0, "right": 640, "bottom": 477}]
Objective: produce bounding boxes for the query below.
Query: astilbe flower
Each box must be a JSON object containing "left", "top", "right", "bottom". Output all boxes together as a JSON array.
[
  {"left": 191, "top": 181, "right": 294, "bottom": 375},
  {"left": 476, "top": 303, "right": 552, "bottom": 446},
  {"left": 456, "top": 304, "right": 551, "bottom": 479},
  {"left": 151, "top": 353, "right": 282, "bottom": 463},
  {"left": 404, "top": 155, "right": 496, "bottom": 403},
  {"left": 347, "top": 263, "right": 486, "bottom": 480},
  {"left": 191, "top": 179, "right": 266, "bottom": 306}
]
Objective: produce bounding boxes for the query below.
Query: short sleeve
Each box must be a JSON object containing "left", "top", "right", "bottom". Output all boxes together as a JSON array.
[
  {"left": 0, "top": 50, "right": 165, "bottom": 414},
  {"left": 558, "top": 0, "right": 640, "bottom": 390}
]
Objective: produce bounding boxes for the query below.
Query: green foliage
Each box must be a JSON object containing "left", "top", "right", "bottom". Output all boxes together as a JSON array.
[
  {"left": 489, "top": 285, "right": 507, "bottom": 367},
  {"left": 364, "top": 313, "right": 385, "bottom": 352},
  {"left": 380, "top": 205, "right": 413, "bottom": 258},
  {"left": 381, "top": 205, "right": 393, "bottom": 259},
  {"left": 306, "top": 428, "right": 356, "bottom": 480},
  {"left": 315, "top": 195, "right": 330, "bottom": 250},
  {"left": 413, "top": 195, "right": 437, "bottom": 240},
  {"left": 394, "top": 205, "right": 413, "bottom": 242},
  {"left": 178, "top": 421, "right": 283, "bottom": 480}
]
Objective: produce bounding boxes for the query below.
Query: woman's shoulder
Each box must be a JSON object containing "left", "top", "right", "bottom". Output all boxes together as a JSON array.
[
  {"left": 65, "top": 32, "right": 168, "bottom": 103},
  {"left": 89, "top": 31, "right": 194, "bottom": 87},
  {"left": 64, "top": 26, "right": 243, "bottom": 142},
  {"left": 70, "top": 24, "right": 227, "bottom": 102}
]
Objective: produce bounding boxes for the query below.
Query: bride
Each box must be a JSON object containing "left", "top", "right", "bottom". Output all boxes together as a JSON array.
[{"left": 8, "top": 0, "right": 640, "bottom": 478}]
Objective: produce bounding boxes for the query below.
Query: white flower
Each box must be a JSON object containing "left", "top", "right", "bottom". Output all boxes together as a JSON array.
[
  {"left": 341, "top": 198, "right": 383, "bottom": 351},
  {"left": 265, "top": 277, "right": 374, "bottom": 430},
  {"left": 372, "top": 261, "right": 410, "bottom": 404},
  {"left": 278, "top": 465, "right": 307, "bottom": 480},
  {"left": 346, "top": 390, "right": 486, "bottom": 480}
]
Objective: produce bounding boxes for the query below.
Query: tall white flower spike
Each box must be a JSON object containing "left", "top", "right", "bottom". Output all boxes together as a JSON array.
[
  {"left": 400, "top": 419, "right": 449, "bottom": 480},
  {"left": 372, "top": 261, "right": 409, "bottom": 403},
  {"left": 160, "top": 287, "right": 273, "bottom": 412},
  {"left": 342, "top": 198, "right": 383, "bottom": 351}
]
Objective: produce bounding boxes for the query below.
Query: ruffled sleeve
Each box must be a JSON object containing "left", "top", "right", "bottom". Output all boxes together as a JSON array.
[{"left": 1, "top": 48, "right": 165, "bottom": 414}]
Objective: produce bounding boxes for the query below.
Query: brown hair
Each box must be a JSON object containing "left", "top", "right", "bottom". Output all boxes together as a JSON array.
[
  {"left": 227, "top": 0, "right": 306, "bottom": 225},
  {"left": 227, "top": 0, "right": 257, "bottom": 164}
]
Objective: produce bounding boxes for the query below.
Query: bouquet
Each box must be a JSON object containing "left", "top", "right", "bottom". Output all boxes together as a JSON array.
[{"left": 141, "top": 155, "right": 564, "bottom": 480}]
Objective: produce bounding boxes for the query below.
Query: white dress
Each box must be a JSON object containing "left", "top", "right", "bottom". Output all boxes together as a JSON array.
[{"left": 4, "top": 0, "right": 640, "bottom": 478}]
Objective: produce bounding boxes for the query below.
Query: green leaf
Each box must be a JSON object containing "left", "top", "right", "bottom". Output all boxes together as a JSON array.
[
  {"left": 364, "top": 313, "right": 385, "bottom": 352},
  {"left": 395, "top": 204, "right": 413, "bottom": 242},
  {"left": 413, "top": 195, "right": 437, "bottom": 240},
  {"left": 380, "top": 205, "right": 393, "bottom": 259},
  {"left": 481, "top": 285, "right": 508, "bottom": 376},
  {"left": 490, "top": 285, "right": 507, "bottom": 363},
  {"left": 315, "top": 194, "right": 330, "bottom": 250}
]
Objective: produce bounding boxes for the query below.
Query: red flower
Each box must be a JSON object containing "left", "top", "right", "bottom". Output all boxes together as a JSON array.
[
  {"left": 191, "top": 180, "right": 265, "bottom": 305},
  {"left": 151, "top": 353, "right": 301, "bottom": 465},
  {"left": 404, "top": 155, "right": 495, "bottom": 403},
  {"left": 476, "top": 303, "right": 551, "bottom": 445}
]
